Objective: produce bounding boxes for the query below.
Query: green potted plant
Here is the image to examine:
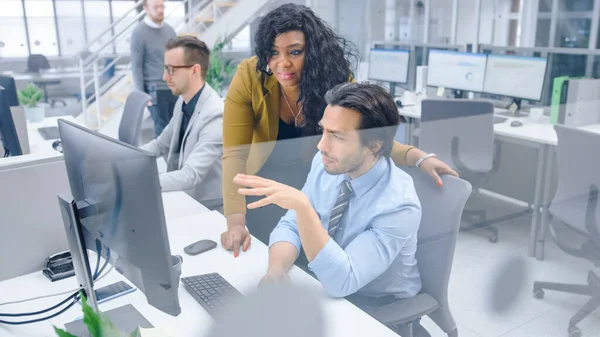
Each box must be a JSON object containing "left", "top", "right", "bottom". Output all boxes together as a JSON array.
[
  {"left": 54, "top": 293, "right": 139, "bottom": 337},
  {"left": 207, "top": 38, "right": 238, "bottom": 96},
  {"left": 18, "top": 83, "right": 45, "bottom": 123}
]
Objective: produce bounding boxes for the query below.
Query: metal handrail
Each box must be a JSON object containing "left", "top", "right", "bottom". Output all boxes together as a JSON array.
[{"left": 79, "top": 0, "right": 227, "bottom": 128}]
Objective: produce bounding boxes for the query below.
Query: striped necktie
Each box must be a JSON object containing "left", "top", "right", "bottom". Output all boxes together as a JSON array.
[{"left": 327, "top": 180, "right": 354, "bottom": 238}]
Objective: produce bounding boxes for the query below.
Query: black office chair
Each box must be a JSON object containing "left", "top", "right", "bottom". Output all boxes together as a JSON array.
[
  {"left": 532, "top": 124, "right": 600, "bottom": 337},
  {"left": 27, "top": 54, "right": 66, "bottom": 108}
]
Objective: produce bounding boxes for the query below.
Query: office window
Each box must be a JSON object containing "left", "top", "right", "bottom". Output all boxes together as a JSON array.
[
  {"left": 428, "top": 1, "right": 452, "bottom": 44},
  {"left": 593, "top": 56, "right": 600, "bottom": 79},
  {"left": 24, "top": 0, "right": 59, "bottom": 56},
  {"left": 510, "top": 0, "right": 521, "bottom": 13},
  {"left": 111, "top": 1, "right": 139, "bottom": 55},
  {"left": 507, "top": 19, "right": 519, "bottom": 47},
  {"left": 55, "top": 0, "right": 86, "bottom": 57},
  {"left": 164, "top": 0, "right": 186, "bottom": 31},
  {"left": 544, "top": 53, "right": 587, "bottom": 103},
  {"left": 538, "top": 0, "right": 552, "bottom": 12},
  {"left": 84, "top": 1, "right": 112, "bottom": 55},
  {"left": 230, "top": 25, "right": 251, "bottom": 52},
  {"left": 535, "top": 19, "right": 551, "bottom": 47},
  {"left": 0, "top": 0, "right": 28, "bottom": 58},
  {"left": 560, "top": 0, "right": 594, "bottom": 11},
  {"left": 556, "top": 18, "right": 591, "bottom": 48}
]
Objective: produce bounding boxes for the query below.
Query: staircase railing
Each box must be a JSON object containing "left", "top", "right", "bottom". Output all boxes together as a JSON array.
[{"left": 76, "top": 0, "right": 239, "bottom": 129}]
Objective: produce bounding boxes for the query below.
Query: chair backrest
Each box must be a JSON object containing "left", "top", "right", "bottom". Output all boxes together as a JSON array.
[
  {"left": 403, "top": 167, "right": 472, "bottom": 330},
  {"left": 118, "top": 90, "right": 152, "bottom": 146},
  {"left": 550, "top": 124, "right": 600, "bottom": 238},
  {"left": 419, "top": 99, "right": 494, "bottom": 172},
  {"left": 27, "top": 54, "right": 51, "bottom": 73}
]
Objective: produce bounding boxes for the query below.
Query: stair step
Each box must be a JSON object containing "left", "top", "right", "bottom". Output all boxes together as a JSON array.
[{"left": 196, "top": 16, "right": 214, "bottom": 23}]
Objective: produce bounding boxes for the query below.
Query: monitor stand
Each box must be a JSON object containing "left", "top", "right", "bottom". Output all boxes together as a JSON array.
[
  {"left": 57, "top": 194, "right": 154, "bottom": 337},
  {"left": 65, "top": 304, "right": 153, "bottom": 337},
  {"left": 453, "top": 90, "right": 465, "bottom": 99},
  {"left": 497, "top": 98, "right": 525, "bottom": 117}
]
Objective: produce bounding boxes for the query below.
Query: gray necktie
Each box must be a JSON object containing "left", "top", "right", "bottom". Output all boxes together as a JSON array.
[{"left": 327, "top": 180, "right": 354, "bottom": 238}]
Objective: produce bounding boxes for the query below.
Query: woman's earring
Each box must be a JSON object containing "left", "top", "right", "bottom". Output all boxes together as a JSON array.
[{"left": 266, "top": 65, "right": 272, "bottom": 75}]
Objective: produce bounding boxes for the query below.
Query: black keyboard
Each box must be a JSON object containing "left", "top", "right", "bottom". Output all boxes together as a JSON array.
[
  {"left": 38, "top": 126, "right": 60, "bottom": 140},
  {"left": 181, "top": 273, "right": 242, "bottom": 315}
]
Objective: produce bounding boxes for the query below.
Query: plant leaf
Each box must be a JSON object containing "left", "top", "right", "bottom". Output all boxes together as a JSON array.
[
  {"left": 129, "top": 327, "right": 140, "bottom": 337},
  {"left": 53, "top": 326, "right": 78, "bottom": 337},
  {"left": 81, "top": 295, "right": 103, "bottom": 337}
]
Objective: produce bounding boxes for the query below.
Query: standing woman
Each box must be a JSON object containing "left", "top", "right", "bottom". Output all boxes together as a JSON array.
[{"left": 220, "top": 3, "right": 456, "bottom": 257}]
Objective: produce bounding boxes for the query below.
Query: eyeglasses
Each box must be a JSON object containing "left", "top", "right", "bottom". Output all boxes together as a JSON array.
[{"left": 164, "top": 65, "right": 194, "bottom": 76}]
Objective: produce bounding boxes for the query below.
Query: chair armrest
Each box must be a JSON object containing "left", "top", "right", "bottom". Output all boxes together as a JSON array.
[{"left": 369, "top": 293, "right": 439, "bottom": 327}]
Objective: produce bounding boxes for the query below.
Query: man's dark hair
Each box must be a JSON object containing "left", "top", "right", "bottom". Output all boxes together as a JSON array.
[
  {"left": 166, "top": 36, "right": 210, "bottom": 79},
  {"left": 324, "top": 83, "right": 400, "bottom": 157}
]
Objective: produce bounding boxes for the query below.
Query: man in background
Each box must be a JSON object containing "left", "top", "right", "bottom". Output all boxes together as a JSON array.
[
  {"left": 130, "top": 0, "right": 177, "bottom": 137},
  {"left": 140, "top": 36, "right": 224, "bottom": 211}
]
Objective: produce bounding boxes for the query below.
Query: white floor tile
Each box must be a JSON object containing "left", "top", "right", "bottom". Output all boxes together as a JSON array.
[{"left": 498, "top": 306, "right": 600, "bottom": 337}]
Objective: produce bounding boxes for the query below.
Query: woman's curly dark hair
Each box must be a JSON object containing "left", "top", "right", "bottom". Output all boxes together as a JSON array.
[{"left": 254, "top": 3, "right": 361, "bottom": 135}]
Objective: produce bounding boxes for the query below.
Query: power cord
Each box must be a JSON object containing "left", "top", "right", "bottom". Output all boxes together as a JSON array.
[
  {"left": 0, "top": 264, "right": 113, "bottom": 307},
  {"left": 0, "top": 294, "right": 80, "bottom": 325},
  {"left": 0, "top": 291, "right": 79, "bottom": 317}
]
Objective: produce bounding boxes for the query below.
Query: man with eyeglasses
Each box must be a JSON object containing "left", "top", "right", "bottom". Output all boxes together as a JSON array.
[
  {"left": 140, "top": 36, "right": 224, "bottom": 211},
  {"left": 131, "top": 0, "right": 177, "bottom": 137}
]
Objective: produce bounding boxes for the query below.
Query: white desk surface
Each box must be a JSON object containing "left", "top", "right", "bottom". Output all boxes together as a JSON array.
[
  {"left": 26, "top": 116, "right": 77, "bottom": 155},
  {"left": 0, "top": 211, "right": 396, "bottom": 337},
  {"left": 398, "top": 105, "right": 600, "bottom": 146}
]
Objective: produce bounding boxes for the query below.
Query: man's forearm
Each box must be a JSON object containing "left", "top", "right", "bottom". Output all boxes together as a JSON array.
[
  {"left": 295, "top": 199, "right": 330, "bottom": 262},
  {"left": 268, "top": 242, "right": 298, "bottom": 272}
]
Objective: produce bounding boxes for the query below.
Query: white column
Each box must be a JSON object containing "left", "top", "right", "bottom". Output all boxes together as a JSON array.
[
  {"left": 548, "top": 0, "right": 559, "bottom": 47},
  {"left": 423, "top": 0, "right": 430, "bottom": 43},
  {"left": 586, "top": 0, "right": 600, "bottom": 76},
  {"left": 519, "top": 0, "right": 540, "bottom": 47},
  {"left": 451, "top": 0, "right": 459, "bottom": 44},
  {"left": 474, "top": 0, "right": 482, "bottom": 50},
  {"left": 384, "top": 0, "right": 397, "bottom": 41}
]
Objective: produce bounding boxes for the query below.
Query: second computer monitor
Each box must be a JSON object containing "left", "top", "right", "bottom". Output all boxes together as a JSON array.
[
  {"left": 368, "top": 48, "right": 410, "bottom": 84},
  {"left": 427, "top": 50, "right": 487, "bottom": 93},
  {"left": 0, "top": 86, "right": 23, "bottom": 157},
  {"left": 0, "top": 77, "right": 19, "bottom": 107},
  {"left": 483, "top": 54, "right": 548, "bottom": 101}
]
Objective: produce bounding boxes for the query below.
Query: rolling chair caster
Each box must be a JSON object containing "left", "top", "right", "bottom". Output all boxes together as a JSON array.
[
  {"left": 487, "top": 227, "right": 499, "bottom": 243},
  {"left": 568, "top": 326, "right": 582, "bottom": 337}
]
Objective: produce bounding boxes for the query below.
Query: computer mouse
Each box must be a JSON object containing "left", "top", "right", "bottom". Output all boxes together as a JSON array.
[
  {"left": 52, "top": 140, "right": 63, "bottom": 153},
  {"left": 510, "top": 121, "right": 523, "bottom": 127}
]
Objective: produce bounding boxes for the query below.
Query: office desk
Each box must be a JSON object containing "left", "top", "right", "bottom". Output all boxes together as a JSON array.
[
  {"left": 399, "top": 105, "right": 552, "bottom": 258},
  {"left": 0, "top": 211, "right": 397, "bottom": 337},
  {"left": 399, "top": 104, "right": 600, "bottom": 260},
  {"left": 26, "top": 116, "right": 77, "bottom": 154}
]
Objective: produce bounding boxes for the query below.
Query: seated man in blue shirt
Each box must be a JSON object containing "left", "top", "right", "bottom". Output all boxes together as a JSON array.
[{"left": 234, "top": 82, "right": 422, "bottom": 310}]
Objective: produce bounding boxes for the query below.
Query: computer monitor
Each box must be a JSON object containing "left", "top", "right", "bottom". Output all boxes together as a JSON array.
[
  {"left": 368, "top": 48, "right": 410, "bottom": 84},
  {"left": 0, "top": 86, "right": 23, "bottom": 157},
  {"left": 56, "top": 119, "right": 181, "bottom": 333},
  {"left": 0, "top": 76, "right": 19, "bottom": 107},
  {"left": 483, "top": 54, "right": 548, "bottom": 105},
  {"left": 426, "top": 49, "right": 487, "bottom": 95}
]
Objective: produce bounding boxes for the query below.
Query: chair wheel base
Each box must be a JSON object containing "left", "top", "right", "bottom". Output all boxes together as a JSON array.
[
  {"left": 568, "top": 326, "right": 581, "bottom": 337},
  {"left": 533, "top": 289, "right": 545, "bottom": 299}
]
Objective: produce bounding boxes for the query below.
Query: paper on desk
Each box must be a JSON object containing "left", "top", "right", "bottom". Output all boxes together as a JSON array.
[
  {"left": 139, "top": 326, "right": 176, "bottom": 337},
  {"left": 436, "top": 87, "right": 445, "bottom": 97}
]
